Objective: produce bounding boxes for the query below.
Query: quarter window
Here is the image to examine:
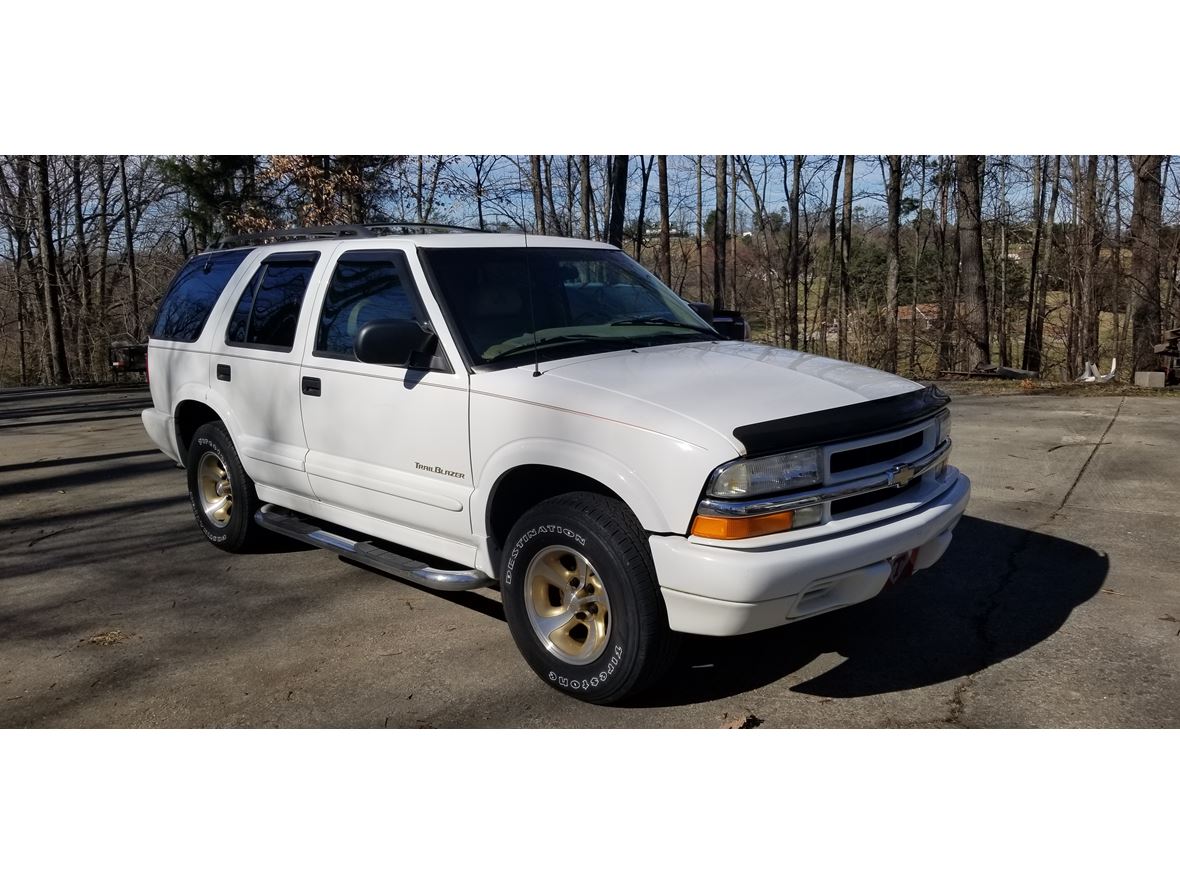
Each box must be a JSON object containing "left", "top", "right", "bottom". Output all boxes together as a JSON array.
[
  {"left": 151, "top": 250, "right": 251, "bottom": 342},
  {"left": 316, "top": 253, "right": 417, "bottom": 357}
]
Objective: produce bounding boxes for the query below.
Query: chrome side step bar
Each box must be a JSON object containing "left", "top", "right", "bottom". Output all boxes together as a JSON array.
[{"left": 254, "top": 504, "right": 493, "bottom": 592}]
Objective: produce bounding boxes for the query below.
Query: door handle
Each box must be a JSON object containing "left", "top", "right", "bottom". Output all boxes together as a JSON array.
[
  {"left": 216, "top": 364, "right": 231, "bottom": 382},
  {"left": 302, "top": 376, "right": 321, "bottom": 396}
]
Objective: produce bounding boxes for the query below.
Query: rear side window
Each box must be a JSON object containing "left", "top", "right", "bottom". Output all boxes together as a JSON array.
[
  {"left": 151, "top": 250, "right": 252, "bottom": 342},
  {"left": 315, "top": 252, "right": 418, "bottom": 357},
  {"left": 225, "top": 253, "right": 319, "bottom": 350}
]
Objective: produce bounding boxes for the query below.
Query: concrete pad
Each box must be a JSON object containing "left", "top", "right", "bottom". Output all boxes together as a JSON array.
[{"left": 1, "top": 387, "right": 1178, "bottom": 727}]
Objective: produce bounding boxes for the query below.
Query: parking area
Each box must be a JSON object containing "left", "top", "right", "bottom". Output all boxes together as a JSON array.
[{"left": 1, "top": 385, "right": 1178, "bottom": 727}]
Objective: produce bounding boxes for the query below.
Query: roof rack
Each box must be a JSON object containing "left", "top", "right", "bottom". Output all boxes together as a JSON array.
[{"left": 212, "top": 221, "right": 488, "bottom": 250}]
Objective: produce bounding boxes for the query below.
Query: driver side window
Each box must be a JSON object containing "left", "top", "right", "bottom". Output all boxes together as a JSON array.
[{"left": 315, "top": 252, "right": 418, "bottom": 358}]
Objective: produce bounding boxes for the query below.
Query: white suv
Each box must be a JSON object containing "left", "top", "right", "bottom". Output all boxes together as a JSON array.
[{"left": 142, "top": 223, "right": 970, "bottom": 703}]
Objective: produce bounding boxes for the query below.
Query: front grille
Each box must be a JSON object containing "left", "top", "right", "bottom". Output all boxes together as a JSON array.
[
  {"left": 830, "top": 481, "right": 911, "bottom": 515},
  {"left": 829, "top": 430, "right": 923, "bottom": 474}
]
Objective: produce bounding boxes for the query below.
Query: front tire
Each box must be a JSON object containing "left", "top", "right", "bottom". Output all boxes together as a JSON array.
[
  {"left": 186, "top": 421, "right": 265, "bottom": 553},
  {"left": 500, "top": 492, "right": 678, "bottom": 704}
]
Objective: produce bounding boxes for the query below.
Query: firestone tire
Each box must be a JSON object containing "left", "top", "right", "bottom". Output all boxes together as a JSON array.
[
  {"left": 500, "top": 492, "right": 679, "bottom": 704},
  {"left": 186, "top": 421, "right": 265, "bottom": 553}
]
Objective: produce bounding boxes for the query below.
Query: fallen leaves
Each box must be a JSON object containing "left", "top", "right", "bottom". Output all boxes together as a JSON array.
[
  {"left": 85, "top": 630, "right": 129, "bottom": 646},
  {"left": 721, "top": 711, "right": 764, "bottom": 729}
]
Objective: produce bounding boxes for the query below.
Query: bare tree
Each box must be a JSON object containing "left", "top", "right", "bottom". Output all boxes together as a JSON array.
[
  {"left": 72, "top": 156, "right": 94, "bottom": 373},
  {"left": 1078, "top": 155, "right": 1102, "bottom": 368},
  {"left": 819, "top": 155, "right": 844, "bottom": 357},
  {"left": 838, "top": 155, "right": 855, "bottom": 360},
  {"left": 884, "top": 155, "right": 903, "bottom": 372},
  {"left": 955, "top": 154, "right": 990, "bottom": 368},
  {"left": 787, "top": 155, "right": 802, "bottom": 349},
  {"left": 696, "top": 156, "right": 704, "bottom": 299},
  {"left": 118, "top": 155, "right": 140, "bottom": 339},
  {"left": 1129, "top": 155, "right": 1164, "bottom": 372},
  {"left": 634, "top": 156, "right": 653, "bottom": 260},
  {"left": 713, "top": 155, "right": 727, "bottom": 311},
  {"left": 657, "top": 156, "right": 671, "bottom": 285},
  {"left": 606, "top": 155, "right": 629, "bottom": 249},
  {"left": 35, "top": 155, "right": 70, "bottom": 384},
  {"left": 579, "top": 156, "right": 591, "bottom": 239},
  {"left": 529, "top": 155, "right": 545, "bottom": 234},
  {"left": 1021, "top": 157, "right": 1047, "bottom": 371}
]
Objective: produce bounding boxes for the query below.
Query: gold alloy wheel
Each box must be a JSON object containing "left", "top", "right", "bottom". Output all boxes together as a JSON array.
[
  {"left": 524, "top": 545, "right": 611, "bottom": 666},
  {"left": 197, "top": 451, "right": 234, "bottom": 528}
]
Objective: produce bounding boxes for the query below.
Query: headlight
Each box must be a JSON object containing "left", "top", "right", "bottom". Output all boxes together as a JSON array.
[
  {"left": 708, "top": 447, "right": 821, "bottom": 499},
  {"left": 937, "top": 410, "right": 952, "bottom": 444}
]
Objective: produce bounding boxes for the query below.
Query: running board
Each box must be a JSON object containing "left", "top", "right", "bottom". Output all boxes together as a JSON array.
[{"left": 254, "top": 504, "right": 493, "bottom": 592}]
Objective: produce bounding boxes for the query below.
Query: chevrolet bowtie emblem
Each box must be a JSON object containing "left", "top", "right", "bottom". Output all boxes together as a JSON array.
[{"left": 888, "top": 464, "right": 916, "bottom": 486}]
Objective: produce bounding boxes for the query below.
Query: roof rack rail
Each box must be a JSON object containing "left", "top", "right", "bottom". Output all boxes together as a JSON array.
[
  {"left": 367, "top": 220, "right": 486, "bottom": 234},
  {"left": 212, "top": 220, "right": 487, "bottom": 250}
]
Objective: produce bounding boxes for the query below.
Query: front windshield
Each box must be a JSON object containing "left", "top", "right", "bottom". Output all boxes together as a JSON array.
[{"left": 420, "top": 247, "right": 718, "bottom": 368}]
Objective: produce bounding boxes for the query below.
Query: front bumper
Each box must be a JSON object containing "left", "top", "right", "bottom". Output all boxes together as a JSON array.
[{"left": 651, "top": 473, "right": 970, "bottom": 636}]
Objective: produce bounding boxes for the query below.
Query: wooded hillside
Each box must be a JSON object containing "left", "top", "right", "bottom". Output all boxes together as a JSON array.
[{"left": 1, "top": 155, "right": 1175, "bottom": 386}]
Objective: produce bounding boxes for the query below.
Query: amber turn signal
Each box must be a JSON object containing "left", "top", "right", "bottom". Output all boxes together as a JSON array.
[{"left": 691, "top": 510, "right": 796, "bottom": 540}]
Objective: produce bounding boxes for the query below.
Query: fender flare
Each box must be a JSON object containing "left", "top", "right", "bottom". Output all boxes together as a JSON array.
[{"left": 472, "top": 437, "right": 674, "bottom": 537}]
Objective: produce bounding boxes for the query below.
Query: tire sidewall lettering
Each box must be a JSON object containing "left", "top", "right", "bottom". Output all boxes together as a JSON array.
[
  {"left": 505, "top": 523, "right": 587, "bottom": 584},
  {"left": 546, "top": 644, "right": 624, "bottom": 692}
]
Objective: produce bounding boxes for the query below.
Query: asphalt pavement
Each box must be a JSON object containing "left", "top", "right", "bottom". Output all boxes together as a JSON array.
[{"left": 1, "top": 384, "right": 1177, "bottom": 727}]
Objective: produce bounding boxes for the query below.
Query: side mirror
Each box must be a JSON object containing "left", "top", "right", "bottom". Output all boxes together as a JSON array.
[
  {"left": 354, "top": 319, "right": 437, "bottom": 367},
  {"left": 686, "top": 300, "right": 715, "bottom": 324}
]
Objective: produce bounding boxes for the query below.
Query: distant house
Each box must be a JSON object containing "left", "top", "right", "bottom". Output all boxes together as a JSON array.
[{"left": 896, "top": 303, "right": 941, "bottom": 330}]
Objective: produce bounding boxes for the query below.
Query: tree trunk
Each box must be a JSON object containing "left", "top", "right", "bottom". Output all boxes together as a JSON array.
[
  {"left": 543, "top": 156, "right": 559, "bottom": 235},
  {"left": 95, "top": 156, "right": 112, "bottom": 337},
  {"left": 634, "top": 156, "right": 652, "bottom": 260},
  {"left": 35, "top": 155, "right": 71, "bottom": 385},
  {"left": 955, "top": 155, "right": 990, "bottom": 368},
  {"left": 997, "top": 156, "right": 1010, "bottom": 367},
  {"left": 564, "top": 156, "right": 575, "bottom": 238},
  {"left": 416, "top": 156, "right": 424, "bottom": 221},
  {"left": 910, "top": 156, "right": 928, "bottom": 376},
  {"left": 118, "top": 155, "right": 140, "bottom": 339},
  {"left": 696, "top": 156, "right": 704, "bottom": 299},
  {"left": 1110, "top": 155, "right": 1125, "bottom": 372},
  {"left": 1129, "top": 155, "right": 1164, "bottom": 373},
  {"left": 935, "top": 156, "right": 956, "bottom": 372},
  {"left": 72, "top": 155, "right": 94, "bottom": 378},
  {"left": 530, "top": 155, "right": 546, "bottom": 234},
  {"left": 1021, "top": 156, "right": 1046, "bottom": 371},
  {"left": 580, "top": 156, "right": 592, "bottom": 239},
  {"left": 730, "top": 158, "right": 739, "bottom": 310},
  {"left": 884, "top": 155, "right": 903, "bottom": 372},
  {"left": 820, "top": 156, "right": 844, "bottom": 357},
  {"left": 657, "top": 156, "right": 672, "bottom": 285},
  {"left": 788, "top": 155, "right": 802, "bottom": 350},
  {"left": 838, "top": 155, "right": 854, "bottom": 360},
  {"left": 606, "top": 155, "right": 629, "bottom": 249},
  {"left": 712, "top": 155, "right": 727, "bottom": 311},
  {"left": 1030, "top": 156, "right": 1061, "bottom": 375},
  {"left": 738, "top": 157, "right": 782, "bottom": 346},
  {"left": 1079, "top": 154, "right": 1102, "bottom": 366}
]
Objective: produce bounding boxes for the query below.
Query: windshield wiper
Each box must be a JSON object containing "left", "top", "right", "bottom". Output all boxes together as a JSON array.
[
  {"left": 609, "top": 315, "right": 712, "bottom": 332},
  {"left": 488, "top": 334, "right": 623, "bottom": 362}
]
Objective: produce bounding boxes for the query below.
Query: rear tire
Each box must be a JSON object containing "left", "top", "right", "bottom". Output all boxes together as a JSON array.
[
  {"left": 500, "top": 492, "right": 679, "bottom": 704},
  {"left": 186, "top": 421, "right": 265, "bottom": 553}
]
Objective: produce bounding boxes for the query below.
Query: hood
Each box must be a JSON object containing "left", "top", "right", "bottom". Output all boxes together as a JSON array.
[{"left": 480, "top": 341, "right": 922, "bottom": 455}]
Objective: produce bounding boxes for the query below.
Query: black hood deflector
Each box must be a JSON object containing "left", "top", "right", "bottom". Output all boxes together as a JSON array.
[{"left": 733, "top": 384, "right": 951, "bottom": 457}]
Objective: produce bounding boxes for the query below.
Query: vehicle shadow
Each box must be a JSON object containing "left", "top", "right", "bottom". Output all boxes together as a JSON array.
[{"left": 628, "top": 516, "right": 1108, "bottom": 707}]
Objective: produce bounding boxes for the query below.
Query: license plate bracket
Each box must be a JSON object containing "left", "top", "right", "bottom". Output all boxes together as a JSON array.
[{"left": 884, "top": 548, "right": 919, "bottom": 589}]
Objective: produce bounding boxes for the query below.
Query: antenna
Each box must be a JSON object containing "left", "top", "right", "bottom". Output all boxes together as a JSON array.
[{"left": 515, "top": 159, "right": 542, "bottom": 378}]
